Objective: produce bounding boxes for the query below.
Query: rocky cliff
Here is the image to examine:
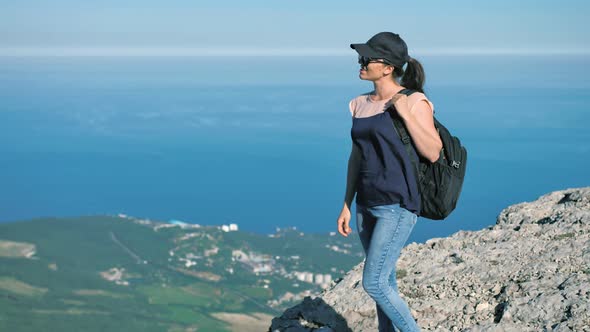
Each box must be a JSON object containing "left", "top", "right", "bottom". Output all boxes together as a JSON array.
[{"left": 269, "top": 187, "right": 590, "bottom": 331}]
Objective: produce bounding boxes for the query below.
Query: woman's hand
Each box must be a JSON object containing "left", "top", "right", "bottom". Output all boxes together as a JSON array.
[
  {"left": 337, "top": 206, "right": 352, "bottom": 237},
  {"left": 390, "top": 92, "right": 411, "bottom": 119}
]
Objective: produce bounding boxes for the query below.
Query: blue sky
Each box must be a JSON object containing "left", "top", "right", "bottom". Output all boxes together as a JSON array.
[{"left": 0, "top": 0, "right": 588, "bottom": 56}]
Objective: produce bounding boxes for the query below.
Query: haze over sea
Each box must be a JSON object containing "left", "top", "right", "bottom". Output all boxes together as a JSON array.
[{"left": 1, "top": 55, "right": 588, "bottom": 244}]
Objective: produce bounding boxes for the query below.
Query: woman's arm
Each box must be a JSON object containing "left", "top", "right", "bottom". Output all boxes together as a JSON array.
[
  {"left": 392, "top": 96, "right": 443, "bottom": 163},
  {"left": 337, "top": 142, "right": 361, "bottom": 237},
  {"left": 344, "top": 142, "right": 362, "bottom": 210}
]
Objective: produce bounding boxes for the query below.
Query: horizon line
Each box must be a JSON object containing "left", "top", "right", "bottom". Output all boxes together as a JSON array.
[{"left": 1, "top": 46, "right": 589, "bottom": 57}]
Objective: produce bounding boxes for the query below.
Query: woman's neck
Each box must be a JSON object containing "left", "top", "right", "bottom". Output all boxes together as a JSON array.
[{"left": 371, "top": 80, "right": 404, "bottom": 101}]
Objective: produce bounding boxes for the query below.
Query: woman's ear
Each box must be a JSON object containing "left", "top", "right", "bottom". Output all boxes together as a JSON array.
[{"left": 383, "top": 64, "right": 394, "bottom": 76}]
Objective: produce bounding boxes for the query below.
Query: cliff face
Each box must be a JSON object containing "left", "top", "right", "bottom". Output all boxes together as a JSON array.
[{"left": 269, "top": 187, "right": 590, "bottom": 332}]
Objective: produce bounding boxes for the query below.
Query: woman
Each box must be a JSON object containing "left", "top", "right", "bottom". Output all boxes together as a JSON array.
[{"left": 336, "top": 32, "right": 442, "bottom": 332}]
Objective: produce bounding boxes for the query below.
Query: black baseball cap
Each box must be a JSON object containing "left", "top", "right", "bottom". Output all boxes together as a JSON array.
[{"left": 350, "top": 32, "right": 410, "bottom": 68}]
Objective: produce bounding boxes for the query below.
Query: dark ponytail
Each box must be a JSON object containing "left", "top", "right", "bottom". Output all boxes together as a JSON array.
[{"left": 394, "top": 57, "right": 426, "bottom": 94}]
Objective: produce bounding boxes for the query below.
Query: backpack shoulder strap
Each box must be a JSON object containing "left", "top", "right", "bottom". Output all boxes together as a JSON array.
[
  {"left": 388, "top": 88, "right": 417, "bottom": 146},
  {"left": 387, "top": 88, "right": 427, "bottom": 180}
]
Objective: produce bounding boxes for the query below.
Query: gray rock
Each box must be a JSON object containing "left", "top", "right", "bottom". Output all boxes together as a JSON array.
[{"left": 269, "top": 187, "right": 590, "bottom": 331}]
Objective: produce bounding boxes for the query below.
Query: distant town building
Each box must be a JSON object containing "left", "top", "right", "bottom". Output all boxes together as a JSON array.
[
  {"left": 186, "top": 253, "right": 201, "bottom": 259},
  {"left": 294, "top": 272, "right": 333, "bottom": 285},
  {"left": 253, "top": 264, "right": 272, "bottom": 274},
  {"left": 179, "top": 232, "right": 201, "bottom": 241},
  {"left": 232, "top": 250, "right": 248, "bottom": 262},
  {"left": 314, "top": 274, "right": 324, "bottom": 284},
  {"left": 221, "top": 224, "right": 238, "bottom": 232},
  {"left": 154, "top": 223, "right": 177, "bottom": 231},
  {"left": 136, "top": 219, "right": 152, "bottom": 225},
  {"left": 204, "top": 247, "right": 219, "bottom": 257},
  {"left": 294, "top": 271, "right": 315, "bottom": 283}
]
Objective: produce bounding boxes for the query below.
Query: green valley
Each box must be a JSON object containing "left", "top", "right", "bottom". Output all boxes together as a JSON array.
[{"left": 0, "top": 215, "right": 363, "bottom": 331}]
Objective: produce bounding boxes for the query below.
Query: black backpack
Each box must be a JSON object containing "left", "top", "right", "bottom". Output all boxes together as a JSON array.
[{"left": 387, "top": 88, "right": 467, "bottom": 220}]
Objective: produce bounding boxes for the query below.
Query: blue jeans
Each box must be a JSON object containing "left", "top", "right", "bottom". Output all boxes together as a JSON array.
[{"left": 356, "top": 203, "right": 421, "bottom": 332}]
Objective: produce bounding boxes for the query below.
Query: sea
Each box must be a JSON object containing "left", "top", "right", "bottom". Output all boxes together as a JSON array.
[{"left": 0, "top": 55, "right": 588, "bottom": 244}]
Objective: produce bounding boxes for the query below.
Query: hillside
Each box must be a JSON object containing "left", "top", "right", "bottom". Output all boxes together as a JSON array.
[
  {"left": 0, "top": 214, "right": 362, "bottom": 331},
  {"left": 270, "top": 187, "right": 590, "bottom": 331}
]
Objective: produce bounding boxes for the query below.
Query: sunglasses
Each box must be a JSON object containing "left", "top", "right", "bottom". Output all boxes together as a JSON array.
[{"left": 358, "top": 56, "right": 392, "bottom": 68}]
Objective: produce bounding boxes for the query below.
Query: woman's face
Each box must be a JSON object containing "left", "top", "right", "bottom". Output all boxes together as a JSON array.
[{"left": 358, "top": 57, "right": 393, "bottom": 81}]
